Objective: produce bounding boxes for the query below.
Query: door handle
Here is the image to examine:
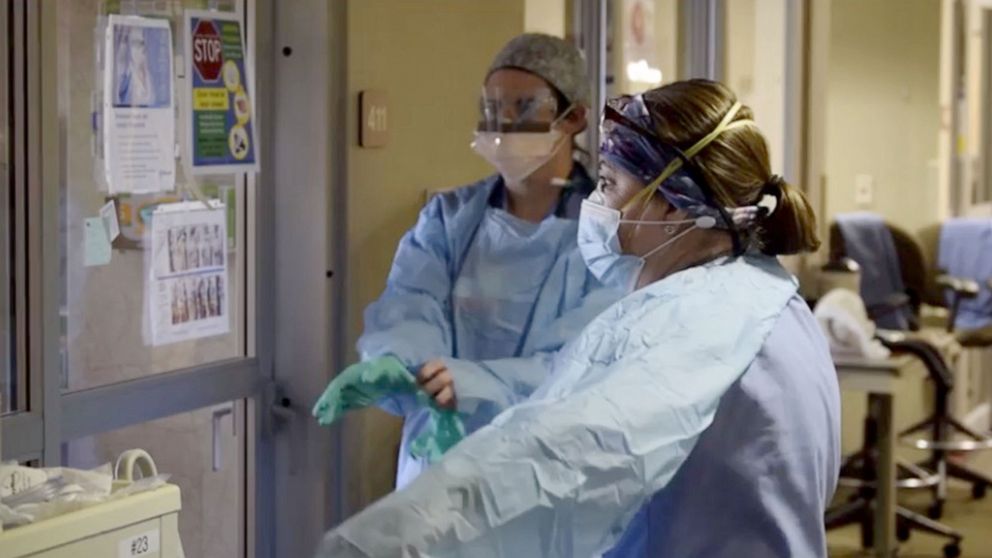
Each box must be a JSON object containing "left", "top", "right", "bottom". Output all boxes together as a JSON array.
[
  {"left": 267, "top": 390, "right": 302, "bottom": 476},
  {"left": 271, "top": 396, "right": 294, "bottom": 422},
  {"left": 212, "top": 404, "right": 235, "bottom": 472}
]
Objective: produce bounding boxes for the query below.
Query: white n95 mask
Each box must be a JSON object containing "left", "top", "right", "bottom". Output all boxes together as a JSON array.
[
  {"left": 471, "top": 130, "right": 565, "bottom": 184},
  {"left": 577, "top": 196, "right": 716, "bottom": 293}
]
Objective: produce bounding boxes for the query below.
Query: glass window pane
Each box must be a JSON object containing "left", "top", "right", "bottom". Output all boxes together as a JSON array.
[
  {"left": 57, "top": 0, "right": 247, "bottom": 392},
  {"left": 2, "top": 1, "right": 17, "bottom": 415},
  {"left": 63, "top": 401, "right": 246, "bottom": 558},
  {"left": 609, "top": 0, "right": 681, "bottom": 97}
]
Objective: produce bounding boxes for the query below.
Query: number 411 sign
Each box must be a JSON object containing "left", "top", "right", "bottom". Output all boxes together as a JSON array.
[{"left": 360, "top": 90, "right": 389, "bottom": 148}]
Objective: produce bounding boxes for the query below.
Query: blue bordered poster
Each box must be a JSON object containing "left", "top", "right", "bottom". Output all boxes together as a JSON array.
[{"left": 184, "top": 10, "right": 258, "bottom": 174}]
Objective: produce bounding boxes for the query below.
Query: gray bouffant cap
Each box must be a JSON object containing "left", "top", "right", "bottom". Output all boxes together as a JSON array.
[{"left": 487, "top": 33, "right": 590, "bottom": 106}]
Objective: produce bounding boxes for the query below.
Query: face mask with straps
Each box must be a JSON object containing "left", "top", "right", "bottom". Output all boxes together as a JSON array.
[
  {"left": 579, "top": 97, "right": 779, "bottom": 292},
  {"left": 471, "top": 87, "right": 577, "bottom": 185}
]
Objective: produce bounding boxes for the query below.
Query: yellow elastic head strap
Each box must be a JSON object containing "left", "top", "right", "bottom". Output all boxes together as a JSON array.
[{"left": 626, "top": 101, "right": 755, "bottom": 210}]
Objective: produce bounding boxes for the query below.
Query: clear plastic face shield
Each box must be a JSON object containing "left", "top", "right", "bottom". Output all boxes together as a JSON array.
[
  {"left": 477, "top": 86, "right": 563, "bottom": 133},
  {"left": 471, "top": 86, "right": 576, "bottom": 184}
]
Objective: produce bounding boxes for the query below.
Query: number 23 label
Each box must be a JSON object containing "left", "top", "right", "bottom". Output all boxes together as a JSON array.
[{"left": 119, "top": 530, "right": 160, "bottom": 557}]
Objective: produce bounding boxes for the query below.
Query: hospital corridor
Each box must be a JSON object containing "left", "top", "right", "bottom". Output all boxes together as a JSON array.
[{"left": 4, "top": 0, "right": 992, "bottom": 557}]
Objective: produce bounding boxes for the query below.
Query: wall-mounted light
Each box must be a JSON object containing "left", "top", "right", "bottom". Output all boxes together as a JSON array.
[{"left": 626, "top": 59, "right": 663, "bottom": 85}]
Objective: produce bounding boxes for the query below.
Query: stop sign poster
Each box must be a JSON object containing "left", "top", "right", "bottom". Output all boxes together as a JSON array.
[{"left": 184, "top": 10, "right": 258, "bottom": 174}]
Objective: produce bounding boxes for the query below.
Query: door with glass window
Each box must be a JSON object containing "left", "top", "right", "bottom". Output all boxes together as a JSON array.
[
  {"left": 1, "top": 1, "right": 274, "bottom": 556},
  {"left": 1, "top": 0, "right": 17, "bottom": 420}
]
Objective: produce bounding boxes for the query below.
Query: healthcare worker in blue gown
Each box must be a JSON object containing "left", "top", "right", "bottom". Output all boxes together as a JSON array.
[
  {"left": 316, "top": 79, "right": 841, "bottom": 558},
  {"left": 357, "top": 33, "right": 622, "bottom": 489}
]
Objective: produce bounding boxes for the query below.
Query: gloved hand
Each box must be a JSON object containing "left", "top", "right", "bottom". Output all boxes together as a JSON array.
[
  {"left": 408, "top": 407, "right": 465, "bottom": 462},
  {"left": 312, "top": 356, "right": 466, "bottom": 463},
  {"left": 311, "top": 356, "right": 414, "bottom": 426}
]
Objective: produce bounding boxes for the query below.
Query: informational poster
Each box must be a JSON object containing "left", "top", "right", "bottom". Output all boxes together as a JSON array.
[
  {"left": 103, "top": 15, "right": 176, "bottom": 194},
  {"left": 184, "top": 10, "right": 258, "bottom": 174},
  {"left": 147, "top": 201, "right": 229, "bottom": 346}
]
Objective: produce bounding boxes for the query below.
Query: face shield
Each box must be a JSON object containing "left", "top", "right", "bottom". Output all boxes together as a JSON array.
[
  {"left": 471, "top": 86, "right": 575, "bottom": 184},
  {"left": 477, "top": 86, "right": 562, "bottom": 133}
]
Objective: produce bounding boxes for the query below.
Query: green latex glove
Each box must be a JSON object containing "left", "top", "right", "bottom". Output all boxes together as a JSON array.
[
  {"left": 408, "top": 407, "right": 466, "bottom": 462},
  {"left": 312, "top": 356, "right": 416, "bottom": 424},
  {"left": 311, "top": 356, "right": 465, "bottom": 463}
]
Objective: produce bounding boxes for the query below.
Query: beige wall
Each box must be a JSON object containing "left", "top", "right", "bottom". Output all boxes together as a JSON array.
[
  {"left": 654, "top": 0, "right": 680, "bottom": 84},
  {"left": 824, "top": 0, "right": 942, "bottom": 234},
  {"left": 963, "top": 0, "right": 992, "bottom": 211},
  {"left": 341, "top": 0, "right": 526, "bottom": 513},
  {"left": 725, "top": 0, "right": 787, "bottom": 173},
  {"left": 525, "top": 0, "right": 566, "bottom": 37}
]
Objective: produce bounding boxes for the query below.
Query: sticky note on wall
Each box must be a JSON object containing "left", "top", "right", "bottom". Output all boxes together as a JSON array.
[{"left": 84, "top": 217, "right": 112, "bottom": 267}]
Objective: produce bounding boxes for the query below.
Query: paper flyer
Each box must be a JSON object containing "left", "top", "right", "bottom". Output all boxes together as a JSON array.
[
  {"left": 184, "top": 10, "right": 259, "bottom": 174},
  {"left": 100, "top": 200, "right": 121, "bottom": 241},
  {"left": 103, "top": 15, "right": 176, "bottom": 194},
  {"left": 83, "top": 217, "right": 113, "bottom": 267},
  {"left": 147, "top": 200, "right": 229, "bottom": 346}
]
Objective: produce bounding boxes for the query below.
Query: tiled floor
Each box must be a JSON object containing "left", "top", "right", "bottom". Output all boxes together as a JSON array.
[{"left": 827, "top": 453, "right": 992, "bottom": 557}]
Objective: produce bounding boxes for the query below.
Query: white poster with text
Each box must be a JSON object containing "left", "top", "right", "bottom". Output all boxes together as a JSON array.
[{"left": 103, "top": 15, "right": 176, "bottom": 194}]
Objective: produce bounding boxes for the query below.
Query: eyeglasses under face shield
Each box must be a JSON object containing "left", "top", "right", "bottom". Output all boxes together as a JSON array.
[{"left": 477, "top": 86, "right": 563, "bottom": 133}]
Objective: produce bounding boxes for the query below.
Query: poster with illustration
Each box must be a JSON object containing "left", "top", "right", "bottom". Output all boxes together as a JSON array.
[
  {"left": 184, "top": 10, "right": 258, "bottom": 174},
  {"left": 147, "top": 200, "right": 229, "bottom": 346},
  {"left": 103, "top": 15, "right": 176, "bottom": 193}
]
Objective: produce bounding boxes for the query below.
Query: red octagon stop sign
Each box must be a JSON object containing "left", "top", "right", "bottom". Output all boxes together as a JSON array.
[{"left": 192, "top": 20, "right": 223, "bottom": 82}]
